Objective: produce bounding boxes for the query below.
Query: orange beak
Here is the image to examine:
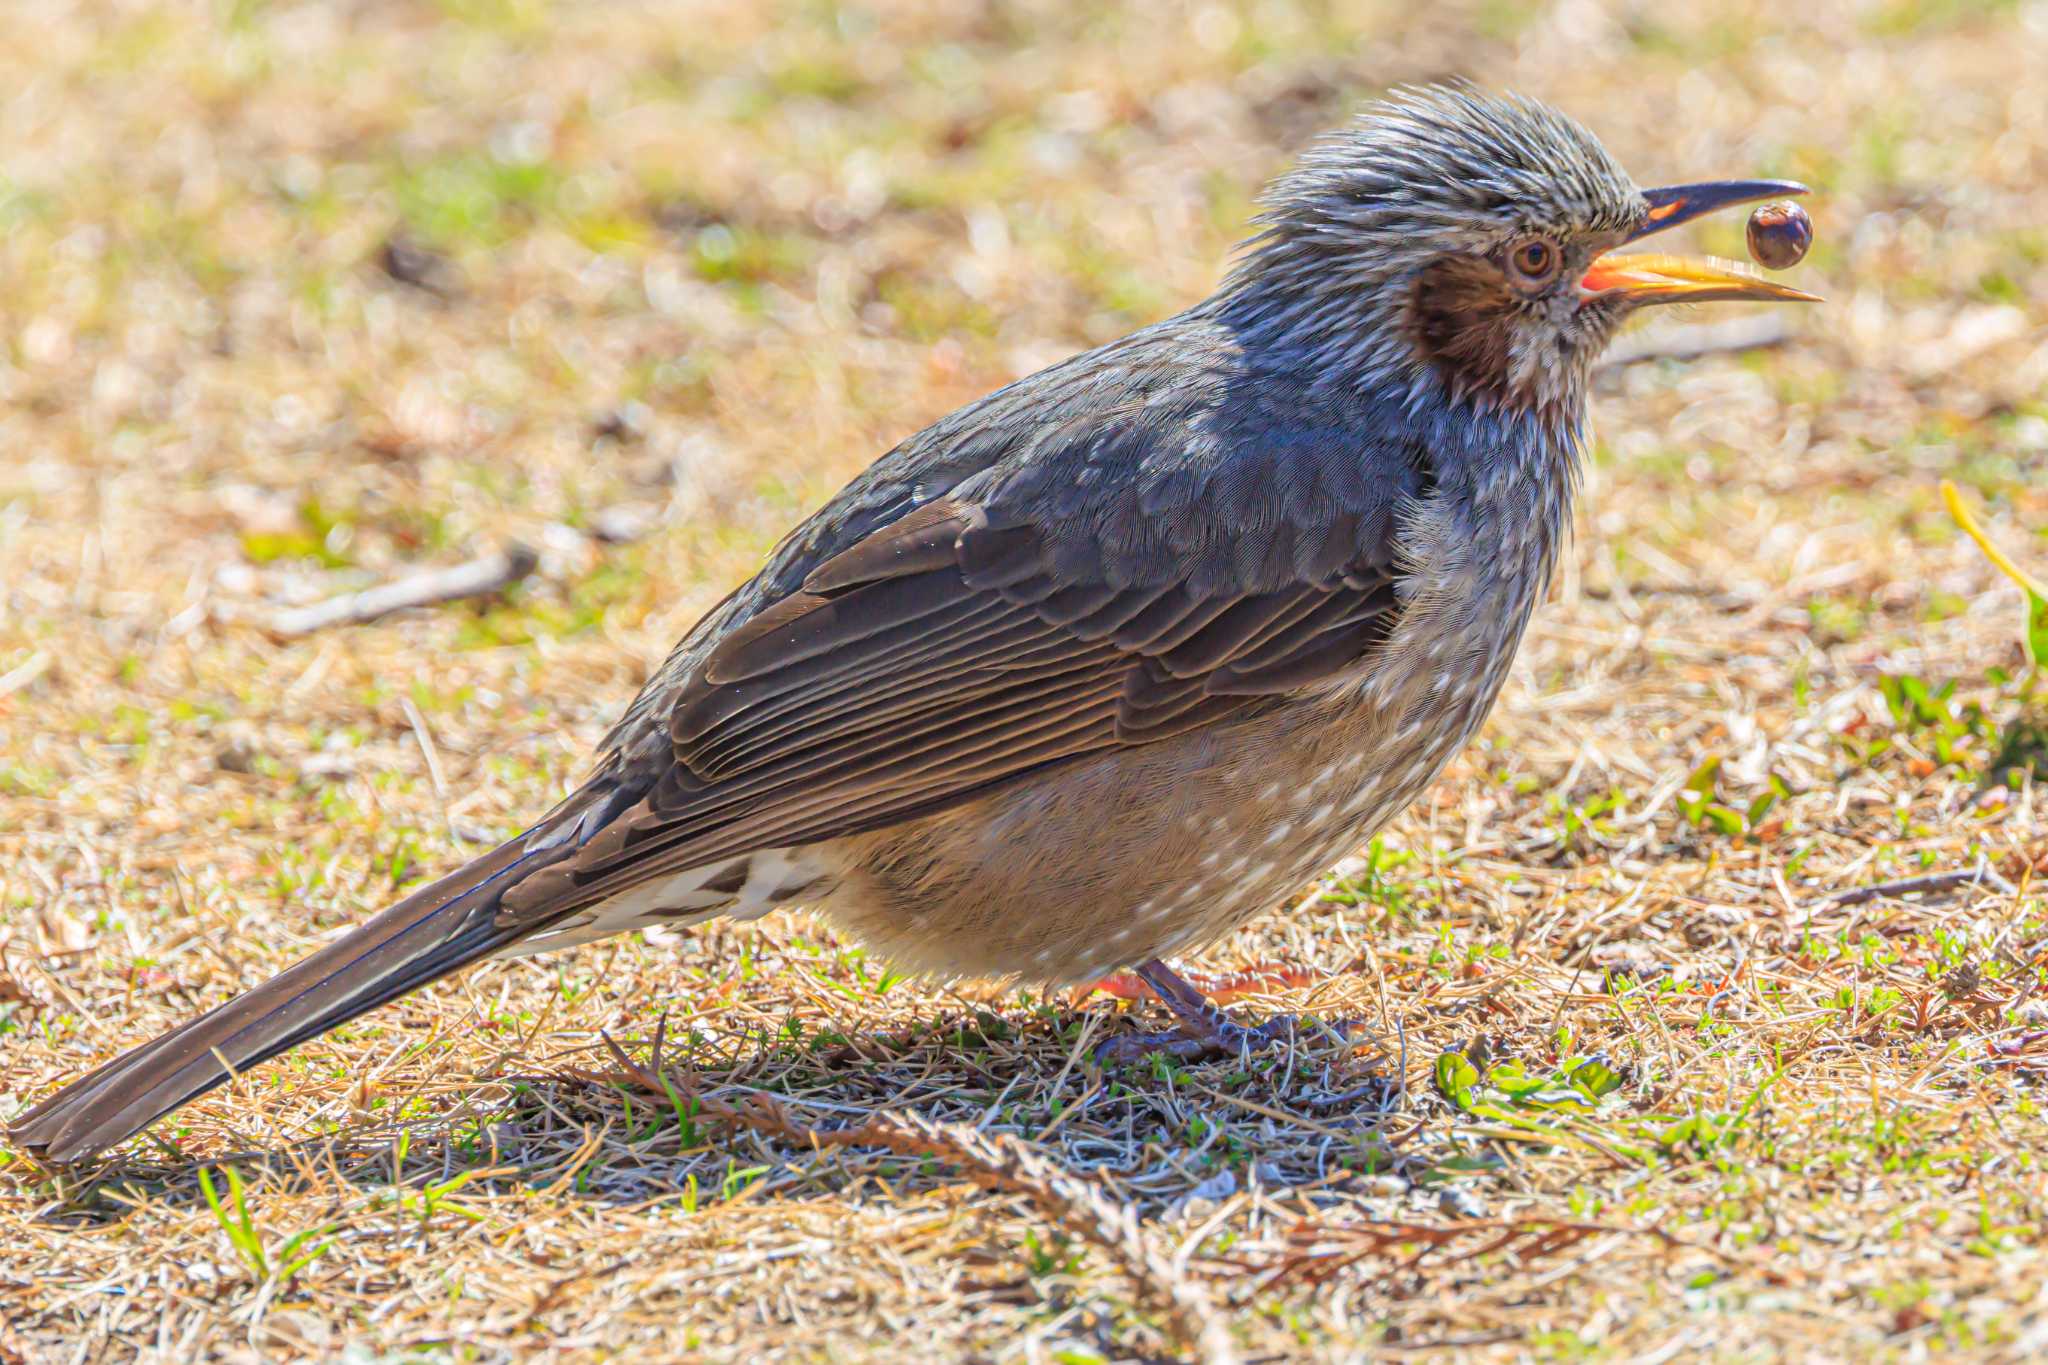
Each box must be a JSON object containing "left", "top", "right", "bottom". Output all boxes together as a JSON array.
[
  {"left": 1579, "top": 252, "right": 1821, "bottom": 306},
  {"left": 1582, "top": 178, "right": 1822, "bottom": 306}
]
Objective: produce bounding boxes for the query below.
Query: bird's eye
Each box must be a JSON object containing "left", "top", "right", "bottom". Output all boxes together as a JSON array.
[{"left": 1506, "top": 237, "right": 1561, "bottom": 288}]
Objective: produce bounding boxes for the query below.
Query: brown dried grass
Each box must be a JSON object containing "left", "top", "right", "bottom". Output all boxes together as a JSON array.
[{"left": 6, "top": 0, "right": 2048, "bottom": 1359}]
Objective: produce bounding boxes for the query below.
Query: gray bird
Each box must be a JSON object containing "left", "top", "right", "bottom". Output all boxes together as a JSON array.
[{"left": 12, "top": 86, "right": 1814, "bottom": 1164}]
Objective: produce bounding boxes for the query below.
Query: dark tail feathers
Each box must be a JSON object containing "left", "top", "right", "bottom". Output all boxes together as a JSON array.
[{"left": 12, "top": 832, "right": 563, "bottom": 1165}]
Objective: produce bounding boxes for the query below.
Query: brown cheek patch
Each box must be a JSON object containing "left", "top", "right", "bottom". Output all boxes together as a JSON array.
[{"left": 1408, "top": 257, "right": 1520, "bottom": 407}]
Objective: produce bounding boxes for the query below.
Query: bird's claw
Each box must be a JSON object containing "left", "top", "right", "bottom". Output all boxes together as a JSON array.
[
  {"left": 1093, "top": 1012, "right": 1363, "bottom": 1066},
  {"left": 1086, "top": 957, "right": 1365, "bottom": 1066}
]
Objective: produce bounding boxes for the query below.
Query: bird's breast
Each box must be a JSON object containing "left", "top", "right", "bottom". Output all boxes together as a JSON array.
[{"left": 816, "top": 465, "right": 1572, "bottom": 985}]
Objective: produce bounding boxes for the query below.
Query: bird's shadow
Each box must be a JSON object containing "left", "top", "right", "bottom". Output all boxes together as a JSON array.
[{"left": 15, "top": 1002, "right": 1404, "bottom": 1229}]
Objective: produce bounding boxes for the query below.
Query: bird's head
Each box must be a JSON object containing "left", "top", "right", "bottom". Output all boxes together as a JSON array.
[{"left": 1224, "top": 85, "right": 1817, "bottom": 423}]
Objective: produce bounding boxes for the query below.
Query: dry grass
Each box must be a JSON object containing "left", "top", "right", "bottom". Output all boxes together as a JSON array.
[{"left": 6, "top": 0, "right": 2048, "bottom": 1359}]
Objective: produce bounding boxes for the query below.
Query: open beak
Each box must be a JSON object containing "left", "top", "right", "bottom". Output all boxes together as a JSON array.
[{"left": 1582, "top": 178, "right": 1821, "bottom": 306}]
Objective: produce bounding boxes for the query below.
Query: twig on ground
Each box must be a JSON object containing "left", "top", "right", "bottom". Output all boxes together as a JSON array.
[
  {"left": 1593, "top": 315, "right": 1794, "bottom": 372},
  {"left": 599, "top": 1030, "right": 1236, "bottom": 1363},
  {"left": 258, "top": 544, "right": 538, "bottom": 637},
  {"left": 0, "top": 650, "right": 51, "bottom": 699},
  {"left": 586, "top": 504, "right": 660, "bottom": 545},
  {"left": 1824, "top": 859, "right": 2018, "bottom": 908},
  {"left": 1251, "top": 1211, "right": 1751, "bottom": 1293}
]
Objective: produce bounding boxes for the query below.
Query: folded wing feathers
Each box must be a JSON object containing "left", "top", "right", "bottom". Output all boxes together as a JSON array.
[{"left": 526, "top": 495, "right": 1401, "bottom": 921}]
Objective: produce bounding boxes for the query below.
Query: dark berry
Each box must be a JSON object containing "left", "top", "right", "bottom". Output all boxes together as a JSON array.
[{"left": 1745, "top": 201, "right": 1812, "bottom": 270}]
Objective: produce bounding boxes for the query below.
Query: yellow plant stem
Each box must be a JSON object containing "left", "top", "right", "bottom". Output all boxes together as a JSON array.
[{"left": 1942, "top": 479, "right": 2048, "bottom": 600}]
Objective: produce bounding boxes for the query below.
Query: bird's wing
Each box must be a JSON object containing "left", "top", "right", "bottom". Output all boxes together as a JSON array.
[
  {"left": 498, "top": 458, "right": 1417, "bottom": 921},
  {"left": 10, "top": 323, "right": 1432, "bottom": 1163}
]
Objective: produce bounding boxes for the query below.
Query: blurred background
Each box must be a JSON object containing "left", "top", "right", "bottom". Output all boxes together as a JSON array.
[
  {"left": 7, "top": 1, "right": 2048, "bottom": 1359},
  {"left": 3, "top": 0, "right": 2042, "bottom": 679}
]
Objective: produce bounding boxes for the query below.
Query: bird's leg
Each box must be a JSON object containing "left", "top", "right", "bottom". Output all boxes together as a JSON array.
[
  {"left": 1078, "top": 961, "right": 1321, "bottom": 1007},
  {"left": 1092, "top": 958, "right": 1352, "bottom": 1065}
]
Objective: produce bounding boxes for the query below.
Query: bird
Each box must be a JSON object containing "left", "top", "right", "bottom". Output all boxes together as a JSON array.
[{"left": 11, "top": 85, "right": 1815, "bottom": 1164}]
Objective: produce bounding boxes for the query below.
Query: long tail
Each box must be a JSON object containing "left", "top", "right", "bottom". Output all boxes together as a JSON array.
[{"left": 10, "top": 814, "right": 598, "bottom": 1165}]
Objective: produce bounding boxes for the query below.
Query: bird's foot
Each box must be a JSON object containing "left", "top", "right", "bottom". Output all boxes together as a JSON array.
[
  {"left": 1076, "top": 960, "right": 1321, "bottom": 1008},
  {"left": 1090, "top": 958, "right": 1359, "bottom": 1065},
  {"left": 1094, "top": 1012, "right": 1331, "bottom": 1064}
]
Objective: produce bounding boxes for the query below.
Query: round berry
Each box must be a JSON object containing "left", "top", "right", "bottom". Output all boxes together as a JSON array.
[{"left": 1745, "top": 201, "right": 1812, "bottom": 270}]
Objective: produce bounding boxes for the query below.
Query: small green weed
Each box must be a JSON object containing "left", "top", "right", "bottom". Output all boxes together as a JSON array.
[{"left": 198, "top": 1164, "right": 333, "bottom": 1284}]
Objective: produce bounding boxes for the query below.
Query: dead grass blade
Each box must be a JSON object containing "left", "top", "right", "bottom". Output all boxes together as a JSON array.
[{"left": 599, "top": 1030, "right": 1236, "bottom": 1363}]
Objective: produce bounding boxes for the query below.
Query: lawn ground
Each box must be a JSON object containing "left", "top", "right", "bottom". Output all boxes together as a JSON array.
[{"left": 6, "top": 0, "right": 2048, "bottom": 1359}]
